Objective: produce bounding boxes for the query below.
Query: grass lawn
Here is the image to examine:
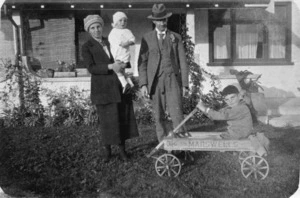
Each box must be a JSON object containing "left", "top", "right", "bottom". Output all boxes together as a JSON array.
[{"left": 0, "top": 122, "right": 299, "bottom": 198}]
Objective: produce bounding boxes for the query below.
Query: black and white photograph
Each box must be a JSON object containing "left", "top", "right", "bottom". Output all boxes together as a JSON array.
[{"left": 0, "top": 0, "right": 299, "bottom": 197}]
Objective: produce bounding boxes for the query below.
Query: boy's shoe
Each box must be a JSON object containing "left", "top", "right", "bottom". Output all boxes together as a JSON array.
[{"left": 123, "top": 83, "right": 132, "bottom": 94}]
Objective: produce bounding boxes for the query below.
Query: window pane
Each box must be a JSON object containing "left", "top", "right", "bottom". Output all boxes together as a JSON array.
[
  {"left": 268, "top": 24, "right": 286, "bottom": 59},
  {"left": 236, "top": 24, "right": 263, "bottom": 59},
  {"left": 214, "top": 25, "right": 231, "bottom": 59},
  {"left": 24, "top": 12, "right": 76, "bottom": 69}
]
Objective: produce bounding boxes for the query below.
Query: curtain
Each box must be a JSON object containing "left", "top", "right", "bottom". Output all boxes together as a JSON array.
[
  {"left": 236, "top": 24, "right": 260, "bottom": 59},
  {"left": 214, "top": 25, "right": 230, "bottom": 59},
  {"left": 268, "top": 24, "right": 286, "bottom": 59}
]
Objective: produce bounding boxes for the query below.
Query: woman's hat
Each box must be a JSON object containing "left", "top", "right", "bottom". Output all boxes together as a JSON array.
[
  {"left": 221, "top": 85, "right": 240, "bottom": 96},
  {"left": 147, "top": 4, "right": 172, "bottom": 20},
  {"left": 84, "top": 15, "right": 104, "bottom": 31}
]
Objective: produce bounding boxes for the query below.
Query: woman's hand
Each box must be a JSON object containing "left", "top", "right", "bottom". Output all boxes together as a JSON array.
[
  {"left": 120, "top": 40, "right": 134, "bottom": 48},
  {"left": 109, "top": 62, "right": 125, "bottom": 73}
]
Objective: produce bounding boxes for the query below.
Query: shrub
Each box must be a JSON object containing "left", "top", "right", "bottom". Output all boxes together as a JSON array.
[
  {"left": 43, "top": 86, "right": 98, "bottom": 127},
  {"left": 180, "top": 16, "right": 225, "bottom": 123},
  {"left": 1, "top": 59, "right": 45, "bottom": 127},
  {"left": 134, "top": 99, "right": 155, "bottom": 125}
]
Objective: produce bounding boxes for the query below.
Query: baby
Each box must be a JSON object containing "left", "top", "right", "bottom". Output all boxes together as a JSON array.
[
  {"left": 108, "top": 11, "right": 135, "bottom": 94},
  {"left": 197, "top": 85, "right": 253, "bottom": 140}
]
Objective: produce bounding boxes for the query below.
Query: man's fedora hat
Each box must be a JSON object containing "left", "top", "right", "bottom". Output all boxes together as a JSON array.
[{"left": 147, "top": 4, "right": 172, "bottom": 20}]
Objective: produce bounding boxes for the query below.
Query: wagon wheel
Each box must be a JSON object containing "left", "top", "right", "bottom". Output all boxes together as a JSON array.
[
  {"left": 155, "top": 153, "right": 181, "bottom": 177},
  {"left": 238, "top": 151, "right": 256, "bottom": 164},
  {"left": 241, "top": 155, "right": 269, "bottom": 180}
]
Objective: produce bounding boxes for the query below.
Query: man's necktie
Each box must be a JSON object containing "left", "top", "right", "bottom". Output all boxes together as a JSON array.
[
  {"left": 159, "top": 33, "right": 164, "bottom": 40},
  {"left": 158, "top": 33, "right": 164, "bottom": 47}
]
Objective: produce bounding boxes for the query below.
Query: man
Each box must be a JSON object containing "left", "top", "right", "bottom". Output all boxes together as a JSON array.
[{"left": 138, "top": 4, "right": 189, "bottom": 142}]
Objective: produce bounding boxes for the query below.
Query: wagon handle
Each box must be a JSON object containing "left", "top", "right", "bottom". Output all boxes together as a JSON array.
[
  {"left": 172, "top": 108, "right": 198, "bottom": 134},
  {"left": 147, "top": 141, "right": 164, "bottom": 158}
]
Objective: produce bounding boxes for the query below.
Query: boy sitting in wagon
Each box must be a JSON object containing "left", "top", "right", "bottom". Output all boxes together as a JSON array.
[{"left": 197, "top": 85, "right": 253, "bottom": 140}]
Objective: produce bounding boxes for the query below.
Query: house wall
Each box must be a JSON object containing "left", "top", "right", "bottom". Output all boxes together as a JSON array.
[
  {"left": 195, "top": 0, "right": 300, "bottom": 100},
  {"left": 0, "top": 16, "right": 15, "bottom": 60},
  {"left": 0, "top": 15, "right": 15, "bottom": 82}
]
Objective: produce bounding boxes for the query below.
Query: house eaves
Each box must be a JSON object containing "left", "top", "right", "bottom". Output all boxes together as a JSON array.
[
  {"left": 4, "top": 0, "right": 271, "bottom": 9},
  {"left": 4, "top": 0, "right": 270, "bottom": 3}
]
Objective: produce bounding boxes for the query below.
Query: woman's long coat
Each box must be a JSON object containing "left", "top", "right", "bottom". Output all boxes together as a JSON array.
[{"left": 82, "top": 37, "right": 138, "bottom": 144}]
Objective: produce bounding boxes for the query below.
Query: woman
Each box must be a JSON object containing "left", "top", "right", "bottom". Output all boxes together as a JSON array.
[{"left": 81, "top": 15, "right": 139, "bottom": 162}]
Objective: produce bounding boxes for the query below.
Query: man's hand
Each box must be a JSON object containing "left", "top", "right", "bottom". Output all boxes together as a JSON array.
[
  {"left": 140, "top": 85, "right": 149, "bottom": 99},
  {"left": 182, "top": 87, "right": 189, "bottom": 97}
]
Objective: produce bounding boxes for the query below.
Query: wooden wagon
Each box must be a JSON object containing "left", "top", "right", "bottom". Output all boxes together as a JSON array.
[{"left": 147, "top": 109, "right": 270, "bottom": 180}]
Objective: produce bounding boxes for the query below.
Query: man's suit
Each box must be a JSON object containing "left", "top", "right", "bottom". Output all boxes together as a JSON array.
[{"left": 138, "top": 30, "right": 189, "bottom": 142}]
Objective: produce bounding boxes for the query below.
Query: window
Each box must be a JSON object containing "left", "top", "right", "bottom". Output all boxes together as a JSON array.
[
  {"left": 23, "top": 11, "right": 76, "bottom": 70},
  {"left": 208, "top": 2, "right": 292, "bottom": 66}
]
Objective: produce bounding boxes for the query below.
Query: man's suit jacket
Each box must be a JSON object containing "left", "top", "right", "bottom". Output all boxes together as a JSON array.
[
  {"left": 82, "top": 37, "right": 121, "bottom": 105},
  {"left": 138, "top": 30, "right": 188, "bottom": 95}
]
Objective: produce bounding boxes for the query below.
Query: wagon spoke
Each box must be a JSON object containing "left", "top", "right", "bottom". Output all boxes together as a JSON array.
[
  {"left": 164, "top": 155, "right": 168, "bottom": 162},
  {"left": 169, "top": 157, "right": 175, "bottom": 164},
  {"left": 171, "top": 169, "right": 178, "bottom": 175},
  {"left": 156, "top": 165, "right": 165, "bottom": 169},
  {"left": 257, "top": 170, "right": 266, "bottom": 177},
  {"left": 244, "top": 160, "right": 252, "bottom": 166},
  {"left": 160, "top": 168, "right": 167, "bottom": 176},
  {"left": 257, "top": 158, "right": 264, "bottom": 166},
  {"left": 243, "top": 167, "right": 251, "bottom": 170},
  {"left": 252, "top": 156, "right": 256, "bottom": 164},
  {"left": 157, "top": 158, "right": 166, "bottom": 164},
  {"left": 259, "top": 166, "right": 268, "bottom": 169},
  {"left": 245, "top": 170, "right": 254, "bottom": 178}
]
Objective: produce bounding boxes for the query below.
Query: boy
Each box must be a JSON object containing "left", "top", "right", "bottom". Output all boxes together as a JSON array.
[
  {"left": 197, "top": 85, "right": 253, "bottom": 139},
  {"left": 108, "top": 11, "right": 135, "bottom": 93}
]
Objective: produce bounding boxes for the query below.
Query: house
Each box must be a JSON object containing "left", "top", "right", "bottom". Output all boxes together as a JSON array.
[{"left": 0, "top": 0, "right": 299, "bottom": 126}]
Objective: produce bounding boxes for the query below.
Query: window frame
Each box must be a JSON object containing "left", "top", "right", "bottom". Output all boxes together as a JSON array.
[{"left": 208, "top": 2, "right": 293, "bottom": 66}]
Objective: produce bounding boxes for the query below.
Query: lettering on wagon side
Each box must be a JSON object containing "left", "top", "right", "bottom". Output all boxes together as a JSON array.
[{"left": 165, "top": 139, "right": 239, "bottom": 149}]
